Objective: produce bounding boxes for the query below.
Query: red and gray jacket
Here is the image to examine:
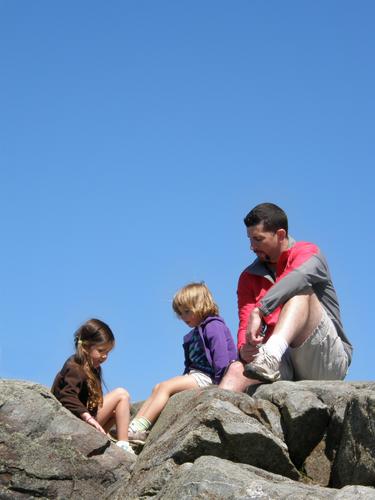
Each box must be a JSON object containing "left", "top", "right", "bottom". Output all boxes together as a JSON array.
[{"left": 237, "top": 238, "right": 352, "bottom": 364}]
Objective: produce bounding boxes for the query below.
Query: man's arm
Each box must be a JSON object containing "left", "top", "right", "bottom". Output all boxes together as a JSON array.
[
  {"left": 237, "top": 271, "right": 262, "bottom": 362},
  {"left": 258, "top": 244, "right": 329, "bottom": 317}
]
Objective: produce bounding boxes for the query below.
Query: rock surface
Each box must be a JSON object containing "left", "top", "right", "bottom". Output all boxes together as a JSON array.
[
  {"left": 1, "top": 379, "right": 375, "bottom": 499},
  {"left": 0, "top": 380, "right": 135, "bottom": 499}
]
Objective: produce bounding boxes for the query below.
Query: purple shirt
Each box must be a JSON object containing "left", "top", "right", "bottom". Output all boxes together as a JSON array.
[{"left": 183, "top": 315, "right": 237, "bottom": 384}]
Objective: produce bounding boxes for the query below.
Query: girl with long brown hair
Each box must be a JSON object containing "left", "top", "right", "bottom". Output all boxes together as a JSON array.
[{"left": 52, "top": 318, "right": 134, "bottom": 455}]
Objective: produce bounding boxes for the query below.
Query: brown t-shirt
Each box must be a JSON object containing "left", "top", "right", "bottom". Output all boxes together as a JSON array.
[{"left": 51, "top": 356, "right": 99, "bottom": 417}]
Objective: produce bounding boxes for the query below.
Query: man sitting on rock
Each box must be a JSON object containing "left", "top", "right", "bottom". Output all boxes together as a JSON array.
[{"left": 219, "top": 202, "right": 352, "bottom": 392}]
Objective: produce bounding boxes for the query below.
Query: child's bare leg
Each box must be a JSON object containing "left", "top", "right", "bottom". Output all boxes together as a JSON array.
[
  {"left": 135, "top": 378, "right": 186, "bottom": 417},
  {"left": 96, "top": 388, "right": 131, "bottom": 441},
  {"left": 219, "top": 361, "right": 260, "bottom": 392},
  {"left": 136, "top": 375, "right": 198, "bottom": 424},
  {"left": 135, "top": 394, "right": 155, "bottom": 417}
]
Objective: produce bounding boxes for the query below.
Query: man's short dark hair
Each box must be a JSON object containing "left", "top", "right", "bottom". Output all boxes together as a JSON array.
[{"left": 244, "top": 203, "right": 288, "bottom": 235}]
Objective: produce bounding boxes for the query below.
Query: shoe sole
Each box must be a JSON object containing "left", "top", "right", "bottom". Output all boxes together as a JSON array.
[
  {"left": 243, "top": 365, "right": 280, "bottom": 383},
  {"left": 129, "top": 438, "right": 146, "bottom": 445}
]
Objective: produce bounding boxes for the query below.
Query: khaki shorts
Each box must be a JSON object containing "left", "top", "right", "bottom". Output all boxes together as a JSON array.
[
  {"left": 286, "top": 307, "right": 349, "bottom": 380},
  {"left": 187, "top": 370, "right": 213, "bottom": 388}
]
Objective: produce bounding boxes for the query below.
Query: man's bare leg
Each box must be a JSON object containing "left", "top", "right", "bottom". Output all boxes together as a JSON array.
[
  {"left": 272, "top": 292, "right": 322, "bottom": 347},
  {"left": 244, "top": 292, "right": 323, "bottom": 382}
]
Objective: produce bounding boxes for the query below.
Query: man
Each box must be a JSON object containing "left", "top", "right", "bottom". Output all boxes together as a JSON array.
[{"left": 219, "top": 202, "right": 352, "bottom": 392}]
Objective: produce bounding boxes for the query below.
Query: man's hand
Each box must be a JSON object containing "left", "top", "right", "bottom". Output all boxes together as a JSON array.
[
  {"left": 239, "top": 343, "right": 259, "bottom": 363},
  {"left": 245, "top": 307, "right": 264, "bottom": 347},
  {"left": 81, "top": 411, "right": 106, "bottom": 435}
]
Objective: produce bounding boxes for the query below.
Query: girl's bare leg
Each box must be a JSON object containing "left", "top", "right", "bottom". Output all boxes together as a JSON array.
[
  {"left": 96, "top": 388, "right": 131, "bottom": 441},
  {"left": 135, "top": 375, "right": 199, "bottom": 424}
]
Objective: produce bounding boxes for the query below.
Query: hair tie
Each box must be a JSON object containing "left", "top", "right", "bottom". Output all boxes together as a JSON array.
[{"left": 77, "top": 339, "right": 83, "bottom": 345}]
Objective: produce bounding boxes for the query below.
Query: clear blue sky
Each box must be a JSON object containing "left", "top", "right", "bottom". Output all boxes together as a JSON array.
[{"left": 1, "top": 1, "right": 374, "bottom": 401}]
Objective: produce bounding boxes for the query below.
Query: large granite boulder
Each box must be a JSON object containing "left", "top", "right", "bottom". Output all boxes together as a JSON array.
[
  {"left": 1, "top": 379, "right": 375, "bottom": 499},
  {"left": 149, "top": 455, "right": 375, "bottom": 499},
  {"left": 252, "top": 381, "right": 375, "bottom": 488},
  {"left": 331, "top": 390, "right": 375, "bottom": 488},
  {"left": 0, "top": 380, "right": 135, "bottom": 499}
]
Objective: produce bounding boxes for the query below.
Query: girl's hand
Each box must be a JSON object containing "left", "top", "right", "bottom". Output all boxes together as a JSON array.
[{"left": 81, "top": 412, "right": 106, "bottom": 435}]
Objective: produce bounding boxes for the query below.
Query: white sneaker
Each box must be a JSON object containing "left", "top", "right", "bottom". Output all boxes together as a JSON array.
[
  {"left": 243, "top": 346, "right": 281, "bottom": 383},
  {"left": 116, "top": 440, "right": 135, "bottom": 455},
  {"left": 128, "top": 428, "right": 149, "bottom": 445}
]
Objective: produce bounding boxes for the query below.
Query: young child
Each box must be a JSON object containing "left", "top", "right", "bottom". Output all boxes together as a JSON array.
[
  {"left": 51, "top": 318, "right": 134, "bottom": 455},
  {"left": 128, "top": 282, "right": 237, "bottom": 444}
]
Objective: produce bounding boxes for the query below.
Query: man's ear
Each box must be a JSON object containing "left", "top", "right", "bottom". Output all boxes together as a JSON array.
[{"left": 276, "top": 228, "right": 287, "bottom": 242}]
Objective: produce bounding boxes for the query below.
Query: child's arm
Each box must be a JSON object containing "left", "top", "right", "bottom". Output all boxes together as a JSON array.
[
  {"left": 204, "top": 321, "right": 236, "bottom": 384},
  {"left": 57, "top": 366, "right": 106, "bottom": 434},
  {"left": 81, "top": 412, "right": 106, "bottom": 434},
  {"left": 182, "top": 335, "right": 190, "bottom": 375}
]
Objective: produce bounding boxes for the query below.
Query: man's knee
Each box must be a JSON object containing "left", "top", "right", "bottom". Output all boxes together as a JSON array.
[{"left": 284, "top": 290, "right": 317, "bottom": 308}]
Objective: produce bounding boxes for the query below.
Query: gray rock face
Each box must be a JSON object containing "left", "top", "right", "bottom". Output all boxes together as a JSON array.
[
  {"left": 1, "top": 379, "right": 375, "bottom": 499},
  {"left": 331, "top": 391, "right": 375, "bottom": 487},
  {"left": 252, "top": 381, "right": 375, "bottom": 488},
  {"left": 153, "top": 456, "right": 375, "bottom": 500},
  {"left": 0, "top": 380, "right": 135, "bottom": 499}
]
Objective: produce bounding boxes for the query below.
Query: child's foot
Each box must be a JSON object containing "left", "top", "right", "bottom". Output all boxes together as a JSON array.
[
  {"left": 128, "top": 428, "right": 149, "bottom": 445},
  {"left": 116, "top": 440, "right": 136, "bottom": 455}
]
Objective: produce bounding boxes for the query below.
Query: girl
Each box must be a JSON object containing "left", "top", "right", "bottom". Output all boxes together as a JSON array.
[
  {"left": 128, "top": 282, "right": 237, "bottom": 444},
  {"left": 51, "top": 318, "right": 134, "bottom": 455}
]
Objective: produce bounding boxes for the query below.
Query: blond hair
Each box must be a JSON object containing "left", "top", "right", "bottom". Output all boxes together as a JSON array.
[{"left": 172, "top": 282, "right": 219, "bottom": 323}]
